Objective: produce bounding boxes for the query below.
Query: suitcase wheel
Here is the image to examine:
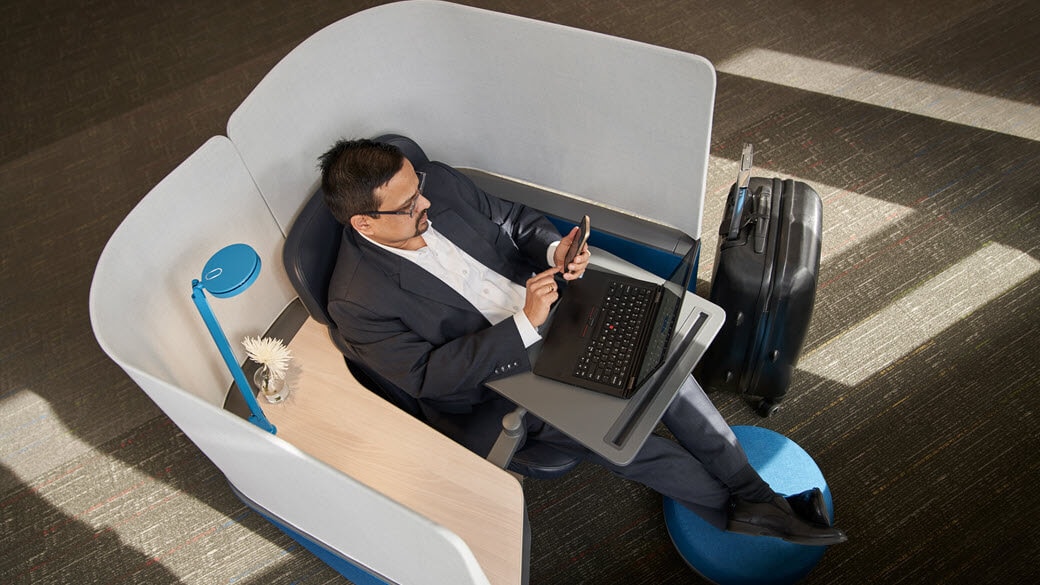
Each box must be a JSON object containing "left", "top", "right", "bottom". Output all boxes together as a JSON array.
[{"left": 755, "top": 398, "right": 781, "bottom": 418}]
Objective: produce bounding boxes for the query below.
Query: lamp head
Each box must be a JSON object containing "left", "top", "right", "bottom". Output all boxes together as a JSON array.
[{"left": 199, "top": 243, "right": 261, "bottom": 298}]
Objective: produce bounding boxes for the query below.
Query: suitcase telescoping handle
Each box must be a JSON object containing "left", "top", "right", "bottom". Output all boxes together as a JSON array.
[{"left": 727, "top": 143, "right": 755, "bottom": 241}]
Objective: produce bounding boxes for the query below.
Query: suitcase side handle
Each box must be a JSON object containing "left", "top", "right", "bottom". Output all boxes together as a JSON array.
[
  {"left": 727, "top": 143, "right": 755, "bottom": 241},
  {"left": 753, "top": 187, "right": 771, "bottom": 254}
]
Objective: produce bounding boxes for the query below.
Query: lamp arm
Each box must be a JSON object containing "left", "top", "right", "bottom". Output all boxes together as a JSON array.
[{"left": 191, "top": 280, "right": 277, "bottom": 434}]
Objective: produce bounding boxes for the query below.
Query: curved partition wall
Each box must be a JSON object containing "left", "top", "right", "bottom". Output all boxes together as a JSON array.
[
  {"left": 89, "top": 136, "right": 495, "bottom": 585},
  {"left": 227, "top": 0, "right": 715, "bottom": 240},
  {"left": 90, "top": 137, "right": 294, "bottom": 408}
]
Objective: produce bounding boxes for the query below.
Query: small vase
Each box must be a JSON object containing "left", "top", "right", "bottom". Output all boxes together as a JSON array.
[{"left": 253, "top": 364, "right": 289, "bottom": 403}]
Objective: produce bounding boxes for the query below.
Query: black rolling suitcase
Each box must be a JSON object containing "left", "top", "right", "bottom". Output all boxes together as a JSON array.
[{"left": 698, "top": 144, "right": 823, "bottom": 417}]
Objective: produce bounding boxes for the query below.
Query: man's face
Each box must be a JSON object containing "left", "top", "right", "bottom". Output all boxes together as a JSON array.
[{"left": 354, "top": 158, "right": 431, "bottom": 249}]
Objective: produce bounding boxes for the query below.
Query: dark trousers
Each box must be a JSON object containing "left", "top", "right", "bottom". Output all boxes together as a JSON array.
[{"left": 524, "top": 376, "right": 773, "bottom": 528}]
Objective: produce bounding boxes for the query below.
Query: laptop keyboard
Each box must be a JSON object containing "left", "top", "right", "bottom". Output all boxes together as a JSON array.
[{"left": 574, "top": 281, "right": 654, "bottom": 388}]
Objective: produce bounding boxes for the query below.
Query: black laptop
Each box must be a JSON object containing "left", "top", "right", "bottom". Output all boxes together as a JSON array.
[{"left": 533, "top": 243, "right": 698, "bottom": 398}]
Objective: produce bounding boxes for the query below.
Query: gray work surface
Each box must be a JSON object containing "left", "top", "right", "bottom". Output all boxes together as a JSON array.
[{"left": 487, "top": 290, "right": 725, "bottom": 465}]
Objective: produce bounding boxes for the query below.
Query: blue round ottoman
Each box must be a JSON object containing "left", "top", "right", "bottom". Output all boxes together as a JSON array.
[{"left": 663, "top": 425, "right": 834, "bottom": 585}]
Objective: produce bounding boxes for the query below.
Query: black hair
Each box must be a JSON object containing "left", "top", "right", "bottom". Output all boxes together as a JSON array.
[{"left": 318, "top": 138, "right": 405, "bottom": 225}]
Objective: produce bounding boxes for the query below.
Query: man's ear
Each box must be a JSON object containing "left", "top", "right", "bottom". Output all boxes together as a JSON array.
[{"left": 350, "top": 214, "right": 373, "bottom": 235}]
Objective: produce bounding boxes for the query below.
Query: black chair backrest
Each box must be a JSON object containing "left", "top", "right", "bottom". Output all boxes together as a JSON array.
[
  {"left": 378, "top": 133, "right": 431, "bottom": 171},
  {"left": 282, "top": 184, "right": 342, "bottom": 326}
]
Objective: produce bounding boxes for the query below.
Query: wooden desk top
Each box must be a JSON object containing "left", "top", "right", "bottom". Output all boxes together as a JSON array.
[{"left": 263, "top": 319, "right": 525, "bottom": 585}]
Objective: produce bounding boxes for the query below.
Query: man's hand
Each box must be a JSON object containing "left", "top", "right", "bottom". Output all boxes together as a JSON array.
[
  {"left": 523, "top": 267, "right": 562, "bottom": 327},
  {"left": 554, "top": 226, "right": 591, "bottom": 281}
]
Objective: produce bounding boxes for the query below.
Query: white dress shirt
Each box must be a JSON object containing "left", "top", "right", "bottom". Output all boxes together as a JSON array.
[{"left": 361, "top": 221, "right": 559, "bottom": 347}]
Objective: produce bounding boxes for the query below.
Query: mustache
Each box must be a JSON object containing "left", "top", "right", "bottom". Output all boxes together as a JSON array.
[{"left": 414, "top": 209, "right": 430, "bottom": 236}]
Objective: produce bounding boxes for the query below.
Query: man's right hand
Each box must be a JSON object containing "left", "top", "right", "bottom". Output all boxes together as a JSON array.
[{"left": 523, "top": 267, "right": 561, "bottom": 327}]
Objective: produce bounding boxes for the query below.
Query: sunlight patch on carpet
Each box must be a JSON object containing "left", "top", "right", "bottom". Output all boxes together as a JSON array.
[
  {"left": 717, "top": 48, "right": 1040, "bottom": 142},
  {"left": 798, "top": 243, "right": 1040, "bottom": 386}
]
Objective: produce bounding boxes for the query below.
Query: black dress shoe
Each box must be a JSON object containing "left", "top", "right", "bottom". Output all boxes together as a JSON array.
[
  {"left": 785, "top": 488, "right": 832, "bottom": 527},
  {"left": 727, "top": 495, "right": 847, "bottom": 546}
]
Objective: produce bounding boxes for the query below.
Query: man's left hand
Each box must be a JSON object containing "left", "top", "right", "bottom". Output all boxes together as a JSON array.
[{"left": 554, "top": 226, "right": 591, "bottom": 280}]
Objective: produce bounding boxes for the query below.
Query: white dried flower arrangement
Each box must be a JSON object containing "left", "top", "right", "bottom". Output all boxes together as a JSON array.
[{"left": 242, "top": 336, "right": 293, "bottom": 380}]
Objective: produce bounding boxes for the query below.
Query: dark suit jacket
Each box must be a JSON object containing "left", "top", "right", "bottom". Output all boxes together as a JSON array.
[{"left": 327, "top": 161, "right": 561, "bottom": 454}]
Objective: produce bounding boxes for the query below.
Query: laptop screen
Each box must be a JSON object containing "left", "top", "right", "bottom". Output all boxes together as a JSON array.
[{"left": 633, "top": 243, "right": 698, "bottom": 385}]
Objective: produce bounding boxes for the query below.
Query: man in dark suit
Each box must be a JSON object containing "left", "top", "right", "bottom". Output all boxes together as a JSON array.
[{"left": 320, "top": 138, "right": 846, "bottom": 545}]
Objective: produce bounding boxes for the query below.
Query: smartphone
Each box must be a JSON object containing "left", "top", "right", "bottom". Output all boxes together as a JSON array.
[{"left": 563, "top": 215, "right": 591, "bottom": 272}]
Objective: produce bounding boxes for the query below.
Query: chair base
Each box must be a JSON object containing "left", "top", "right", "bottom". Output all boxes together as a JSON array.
[{"left": 663, "top": 425, "right": 833, "bottom": 585}]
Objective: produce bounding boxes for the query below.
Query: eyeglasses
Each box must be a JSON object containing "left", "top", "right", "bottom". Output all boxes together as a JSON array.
[{"left": 358, "top": 171, "right": 426, "bottom": 218}]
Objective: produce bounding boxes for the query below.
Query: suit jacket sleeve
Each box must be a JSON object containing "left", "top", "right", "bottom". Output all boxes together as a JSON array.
[{"left": 330, "top": 284, "right": 528, "bottom": 414}]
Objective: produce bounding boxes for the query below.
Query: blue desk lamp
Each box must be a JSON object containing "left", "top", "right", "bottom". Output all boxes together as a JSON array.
[{"left": 190, "top": 243, "right": 276, "bottom": 434}]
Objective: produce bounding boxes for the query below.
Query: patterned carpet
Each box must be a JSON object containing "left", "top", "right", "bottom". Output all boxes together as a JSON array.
[{"left": 2, "top": 1, "right": 1038, "bottom": 583}]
